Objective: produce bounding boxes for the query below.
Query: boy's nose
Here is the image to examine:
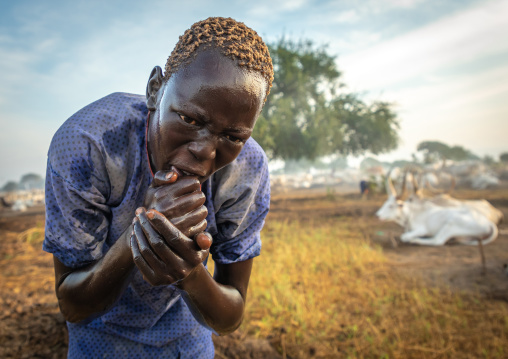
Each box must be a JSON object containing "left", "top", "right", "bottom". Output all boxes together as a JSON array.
[{"left": 188, "top": 136, "right": 217, "bottom": 161}]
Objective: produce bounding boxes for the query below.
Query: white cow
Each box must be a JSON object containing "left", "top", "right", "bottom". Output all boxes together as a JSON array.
[
  {"left": 411, "top": 170, "right": 504, "bottom": 225},
  {"left": 422, "top": 194, "right": 503, "bottom": 225},
  {"left": 376, "top": 169, "right": 498, "bottom": 246},
  {"left": 11, "top": 199, "right": 28, "bottom": 212}
]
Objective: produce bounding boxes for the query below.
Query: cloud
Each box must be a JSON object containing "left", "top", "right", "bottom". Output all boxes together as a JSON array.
[
  {"left": 335, "top": 10, "right": 360, "bottom": 24},
  {"left": 379, "top": 0, "right": 424, "bottom": 9},
  {"left": 335, "top": 0, "right": 508, "bottom": 161},
  {"left": 340, "top": 0, "right": 508, "bottom": 91},
  {"left": 0, "top": 3, "right": 185, "bottom": 182},
  {"left": 373, "top": 60, "right": 508, "bottom": 161},
  {"left": 248, "top": 0, "right": 308, "bottom": 17}
]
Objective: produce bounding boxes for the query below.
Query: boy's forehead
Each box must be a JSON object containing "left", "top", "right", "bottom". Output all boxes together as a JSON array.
[{"left": 170, "top": 49, "right": 267, "bottom": 100}]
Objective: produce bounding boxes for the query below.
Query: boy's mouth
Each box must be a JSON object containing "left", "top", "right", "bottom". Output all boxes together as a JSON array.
[{"left": 170, "top": 165, "right": 198, "bottom": 178}]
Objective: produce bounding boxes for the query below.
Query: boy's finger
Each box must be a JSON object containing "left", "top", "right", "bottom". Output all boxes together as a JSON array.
[
  {"left": 133, "top": 217, "right": 165, "bottom": 269},
  {"left": 147, "top": 209, "right": 209, "bottom": 264},
  {"left": 152, "top": 170, "right": 178, "bottom": 187},
  {"left": 130, "top": 234, "right": 156, "bottom": 280},
  {"left": 170, "top": 206, "right": 208, "bottom": 235},
  {"left": 136, "top": 209, "right": 183, "bottom": 265},
  {"left": 195, "top": 232, "right": 213, "bottom": 250}
]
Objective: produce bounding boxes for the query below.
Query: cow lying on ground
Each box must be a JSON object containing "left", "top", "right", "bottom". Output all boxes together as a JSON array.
[
  {"left": 411, "top": 170, "right": 504, "bottom": 225},
  {"left": 376, "top": 168, "right": 499, "bottom": 246}
]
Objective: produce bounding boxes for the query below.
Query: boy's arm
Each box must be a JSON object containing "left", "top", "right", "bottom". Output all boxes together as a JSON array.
[
  {"left": 131, "top": 210, "right": 252, "bottom": 335},
  {"left": 53, "top": 226, "right": 135, "bottom": 323},
  {"left": 178, "top": 259, "right": 253, "bottom": 335},
  {"left": 53, "top": 171, "right": 208, "bottom": 323}
]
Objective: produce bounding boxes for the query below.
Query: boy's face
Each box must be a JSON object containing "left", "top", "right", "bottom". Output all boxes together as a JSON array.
[{"left": 147, "top": 49, "right": 267, "bottom": 183}]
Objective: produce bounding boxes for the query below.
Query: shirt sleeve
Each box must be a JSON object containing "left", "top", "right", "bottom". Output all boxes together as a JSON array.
[
  {"left": 209, "top": 139, "right": 270, "bottom": 264},
  {"left": 43, "top": 126, "right": 112, "bottom": 269}
]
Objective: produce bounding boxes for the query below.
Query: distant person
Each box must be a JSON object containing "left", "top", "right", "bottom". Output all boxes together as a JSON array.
[
  {"left": 43, "top": 17, "right": 273, "bottom": 358},
  {"left": 360, "top": 179, "right": 371, "bottom": 198}
]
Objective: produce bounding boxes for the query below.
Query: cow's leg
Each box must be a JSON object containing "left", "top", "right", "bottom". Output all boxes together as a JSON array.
[
  {"left": 401, "top": 228, "right": 428, "bottom": 242},
  {"left": 408, "top": 224, "right": 458, "bottom": 246}
]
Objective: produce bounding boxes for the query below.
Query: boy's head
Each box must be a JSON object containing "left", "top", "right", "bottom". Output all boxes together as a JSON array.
[
  {"left": 145, "top": 17, "right": 273, "bottom": 183},
  {"left": 164, "top": 17, "right": 273, "bottom": 99}
]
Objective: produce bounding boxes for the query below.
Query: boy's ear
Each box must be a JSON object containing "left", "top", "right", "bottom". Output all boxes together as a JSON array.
[{"left": 146, "top": 66, "right": 164, "bottom": 111}]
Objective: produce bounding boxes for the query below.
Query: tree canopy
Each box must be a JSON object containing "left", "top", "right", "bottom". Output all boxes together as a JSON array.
[
  {"left": 19, "top": 173, "right": 44, "bottom": 189},
  {"left": 252, "top": 38, "right": 399, "bottom": 161},
  {"left": 1, "top": 173, "right": 44, "bottom": 192},
  {"left": 417, "top": 141, "right": 479, "bottom": 163},
  {"left": 1, "top": 181, "right": 18, "bottom": 192},
  {"left": 500, "top": 152, "right": 508, "bottom": 163}
]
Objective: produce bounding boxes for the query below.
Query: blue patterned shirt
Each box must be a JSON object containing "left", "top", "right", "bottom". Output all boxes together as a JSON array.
[{"left": 43, "top": 92, "right": 270, "bottom": 358}]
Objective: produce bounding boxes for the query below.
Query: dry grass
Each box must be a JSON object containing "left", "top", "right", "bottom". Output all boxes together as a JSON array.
[
  {"left": 17, "top": 222, "right": 45, "bottom": 246},
  {"left": 3, "top": 197, "right": 508, "bottom": 359},
  {"left": 210, "top": 217, "right": 508, "bottom": 359}
]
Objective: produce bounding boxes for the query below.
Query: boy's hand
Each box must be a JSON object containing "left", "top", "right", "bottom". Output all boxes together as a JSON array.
[
  {"left": 143, "top": 170, "right": 207, "bottom": 238},
  {"left": 130, "top": 208, "right": 212, "bottom": 286}
]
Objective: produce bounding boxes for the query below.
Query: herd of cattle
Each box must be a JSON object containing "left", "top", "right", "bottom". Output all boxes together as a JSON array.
[
  {"left": 271, "top": 159, "right": 505, "bottom": 247},
  {"left": 0, "top": 189, "right": 45, "bottom": 212},
  {"left": 1, "top": 160, "right": 505, "bottom": 248},
  {"left": 271, "top": 160, "right": 504, "bottom": 193}
]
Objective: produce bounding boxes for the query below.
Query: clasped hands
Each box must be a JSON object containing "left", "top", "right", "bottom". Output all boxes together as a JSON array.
[{"left": 130, "top": 170, "right": 212, "bottom": 287}]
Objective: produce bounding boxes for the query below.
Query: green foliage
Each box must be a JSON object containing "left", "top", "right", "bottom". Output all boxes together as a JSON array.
[
  {"left": 500, "top": 152, "right": 508, "bottom": 163},
  {"left": 20, "top": 173, "right": 43, "bottom": 184},
  {"left": 253, "top": 38, "right": 399, "bottom": 160},
  {"left": 2, "top": 181, "right": 18, "bottom": 192},
  {"left": 19, "top": 173, "right": 44, "bottom": 190},
  {"left": 417, "top": 141, "right": 479, "bottom": 163}
]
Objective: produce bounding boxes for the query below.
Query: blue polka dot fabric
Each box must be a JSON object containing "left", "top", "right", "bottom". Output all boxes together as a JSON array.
[{"left": 43, "top": 92, "right": 270, "bottom": 358}]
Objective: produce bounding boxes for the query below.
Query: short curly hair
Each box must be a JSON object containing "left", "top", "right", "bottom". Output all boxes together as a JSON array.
[{"left": 164, "top": 17, "right": 274, "bottom": 98}]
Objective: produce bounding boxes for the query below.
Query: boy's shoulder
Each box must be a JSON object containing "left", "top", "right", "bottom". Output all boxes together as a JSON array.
[
  {"left": 212, "top": 137, "right": 268, "bottom": 189},
  {"left": 50, "top": 92, "right": 147, "bottom": 148},
  {"left": 236, "top": 137, "right": 268, "bottom": 166}
]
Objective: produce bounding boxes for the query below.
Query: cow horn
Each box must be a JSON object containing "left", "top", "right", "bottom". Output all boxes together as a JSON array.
[
  {"left": 397, "top": 170, "right": 409, "bottom": 200},
  {"left": 412, "top": 170, "right": 420, "bottom": 193},
  {"left": 386, "top": 168, "right": 398, "bottom": 197}
]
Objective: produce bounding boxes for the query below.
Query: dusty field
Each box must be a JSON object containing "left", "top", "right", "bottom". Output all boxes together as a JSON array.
[
  {"left": 270, "top": 187, "right": 508, "bottom": 300},
  {"left": 1, "top": 187, "right": 507, "bottom": 358}
]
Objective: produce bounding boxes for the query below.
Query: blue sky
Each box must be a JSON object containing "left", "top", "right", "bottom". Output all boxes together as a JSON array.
[{"left": 1, "top": 0, "right": 507, "bottom": 185}]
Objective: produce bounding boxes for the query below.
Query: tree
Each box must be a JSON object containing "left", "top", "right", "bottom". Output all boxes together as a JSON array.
[
  {"left": 19, "top": 173, "right": 44, "bottom": 190},
  {"left": 500, "top": 152, "right": 508, "bottom": 163},
  {"left": 417, "top": 141, "right": 478, "bottom": 163},
  {"left": 2, "top": 181, "right": 18, "bottom": 192},
  {"left": 252, "top": 38, "right": 399, "bottom": 160}
]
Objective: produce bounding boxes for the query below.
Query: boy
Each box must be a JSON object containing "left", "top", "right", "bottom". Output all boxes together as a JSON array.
[{"left": 43, "top": 17, "right": 273, "bottom": 358}]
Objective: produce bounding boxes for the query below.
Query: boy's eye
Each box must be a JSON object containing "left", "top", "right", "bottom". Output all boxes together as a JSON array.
[
  {"left": 225, "top": 134, "right": 243, "bottom": 144},
  {"left": 178, "top": 113, "right": 197, "bottom": 126}
]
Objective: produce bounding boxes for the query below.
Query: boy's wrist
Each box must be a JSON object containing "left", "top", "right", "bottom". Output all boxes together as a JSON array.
[{"left": 176, "top": 263, "right": 208, "bottom": 292}]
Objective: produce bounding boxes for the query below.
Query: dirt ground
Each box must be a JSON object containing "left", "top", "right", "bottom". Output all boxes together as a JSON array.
[
  {"left": 1, "top": 186, "right": 507, "bottom": 358},
  {"left": 270, "top": 186, "right": 508, "bottom": 301}
]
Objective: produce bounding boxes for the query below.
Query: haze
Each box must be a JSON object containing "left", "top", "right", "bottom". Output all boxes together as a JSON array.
[{"left": 0, "top": 0, "right": 507, "bottom": 185}]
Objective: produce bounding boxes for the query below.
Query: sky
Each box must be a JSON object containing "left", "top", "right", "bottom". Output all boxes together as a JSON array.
[{"left": 0, "top": 0, "right": 507, "bottom": 185}]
